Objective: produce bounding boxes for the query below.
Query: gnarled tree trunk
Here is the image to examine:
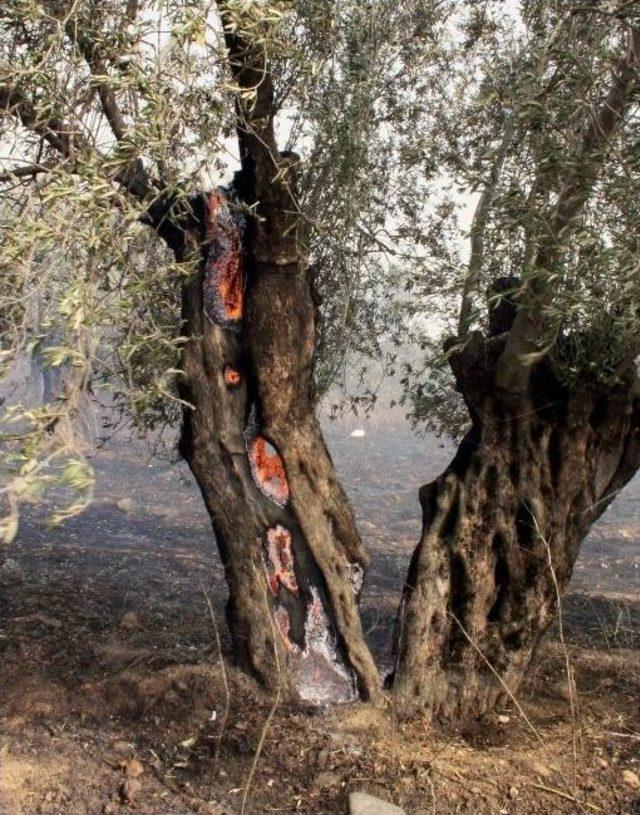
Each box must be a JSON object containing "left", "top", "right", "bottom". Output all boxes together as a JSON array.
[
  {"left": 168, "top": 184, "right": 379, "bottom": 704},
  {"left": 394, "top": 29, "right": 640, "bottom": 721},
  {"left": 393, "top": 332, "right": 640, "bottom": 720},
  {"left": 150, "top": 2, "right": 381, "bottom": 705}
]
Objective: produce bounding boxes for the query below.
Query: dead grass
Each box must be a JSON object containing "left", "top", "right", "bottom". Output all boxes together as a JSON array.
[
  {"left": 1, "top": 431, "right": 638, "bottom": 814},
  {"left": 1, "top": 628, "right": 638, "bottom": 815}
]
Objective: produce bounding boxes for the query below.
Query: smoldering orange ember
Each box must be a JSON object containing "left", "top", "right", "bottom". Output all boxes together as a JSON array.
[
  {"left": 203, "top": 189, "right": 244, "bottom": 329},
  {"left": 274, "top": 605, "right": 299, "bottom": 652},
  {"left": 223, "top": 365, "right": 241, "bottom": 387},
  {"left": 249, "top": 435, "right": 290, "bottom": 506},
  {"left": 266, "top": 525, "right": 298, "bottom": 595}
]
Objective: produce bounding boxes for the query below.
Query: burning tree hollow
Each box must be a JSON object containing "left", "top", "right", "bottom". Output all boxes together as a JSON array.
[{"left": 177, "top": 178, "right": 379, "bottom": 704}]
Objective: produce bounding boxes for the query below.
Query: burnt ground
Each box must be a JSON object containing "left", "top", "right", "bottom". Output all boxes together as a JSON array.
[{"left": 0, "top": 415, "right": 639, "bottom": 815}]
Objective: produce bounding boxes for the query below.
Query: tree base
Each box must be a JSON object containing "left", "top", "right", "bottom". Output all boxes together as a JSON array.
[{"left": 393, "top": 333, "right": 640, "bottom": 720}]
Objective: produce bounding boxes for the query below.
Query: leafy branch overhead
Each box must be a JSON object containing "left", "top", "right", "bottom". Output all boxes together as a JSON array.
[{"left": 2, "top": 0, "right": 640, "bottom": 519}]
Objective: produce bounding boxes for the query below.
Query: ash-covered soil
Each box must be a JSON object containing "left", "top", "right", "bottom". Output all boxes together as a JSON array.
[{"left": 1, "top": 417, "right": 638, "bottom": 814}]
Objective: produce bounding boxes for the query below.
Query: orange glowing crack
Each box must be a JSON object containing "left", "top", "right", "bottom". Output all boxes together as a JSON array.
[
  {"left": 223, "top": 365, "right": 241, "bottom": 387},
  {"left": 249, "top": 436, "right": 290, "bottom": 506},
  {"left": 274, "top": 605, "right": 299, "bottom": 652},
  {"left": 203, "top": 189, "right": 244, "bottom": 326},
  {"left": 217, "top": 255, "right": 243, "bottom": 321},
  {"left": 266, "top": 525, "right": 298, "bottom": 595}
]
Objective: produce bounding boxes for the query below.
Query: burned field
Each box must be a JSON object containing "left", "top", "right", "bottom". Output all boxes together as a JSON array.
[{"left": 1, "top": 422, "right": 638, "bottom": 815}]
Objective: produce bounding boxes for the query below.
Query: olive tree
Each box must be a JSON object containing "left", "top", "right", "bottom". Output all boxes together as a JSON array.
[
  {"left": 3, "top": 0, "right": 638, "bottom": 723},
  {"left": 393, "top": 2, "right": 640, "bottom": 719},
  {"left": 0, "top": 0, "right": 427, "bottom": 702}
]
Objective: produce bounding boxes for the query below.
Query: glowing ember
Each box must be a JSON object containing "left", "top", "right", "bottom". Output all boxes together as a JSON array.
[
  {"left": 243, "top": 405, "right": 290, "bottom": 506},
  {"left": 244, "top": 405, "right": 289, "bottom": 507},
  {"left": 251, "top": 437, "right": 289, "bottom": 505},
  {"left": 203, "top": 189, "right": 244, "bottom": 329},
  {"left": 265, "top": 525, "right": 298, "bottom": 595},
  {"left": 223, "top": 365, "right": 241, "bottom": 387},
  {"left": 274, "top": 605, "right": 299, "bottom": 652}
]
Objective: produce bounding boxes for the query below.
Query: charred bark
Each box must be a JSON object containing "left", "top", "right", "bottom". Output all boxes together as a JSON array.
[
  {"left": 393, "top": 330, "right": 640, "bottom": 720},
  {"left": 143, "top": 3, "right": 380, "bottom": 704},
  {"left": 159, "top": 183, "right": 378, "bottom": 705}
]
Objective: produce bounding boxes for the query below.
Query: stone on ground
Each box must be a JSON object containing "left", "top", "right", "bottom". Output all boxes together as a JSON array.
[
  {"left": 0, "top": 558, "right": 24, "bottom": 585},
  {"left": 116, "top": 497, "right": 134, "bottom": 513},
  {"left": 119, "top": 611, "right": 141, "bottom": 631},
  {"left": 348, "top": 792, "right": 406, "bottom": 815}
]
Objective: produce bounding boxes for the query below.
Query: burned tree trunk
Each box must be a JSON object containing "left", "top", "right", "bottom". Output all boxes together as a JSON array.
[
  {"left": 167, "top": 183, "right": 378, "bottom": 704},
  {"left": 144, "top": 2, "right": 380, "bottom": 704},
  {"left": 393, "top": 330, "right": 640, "bottom": 719}
]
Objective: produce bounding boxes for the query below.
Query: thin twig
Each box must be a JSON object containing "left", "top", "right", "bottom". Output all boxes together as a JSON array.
[
  {"left": 240, "top": 564, "right": 282, "bottom": 815},
  {"left": 530, "top": 782, "right": 603, "bottom": 812},
  {"left": 200, "top": 580, "right": 230, "bottom": 765},
  {"left": 448, "top": 611, "right": 545, "bottom": 746},
  {"left": 531, "top": 513, "right": 584, "bottom": 787}
]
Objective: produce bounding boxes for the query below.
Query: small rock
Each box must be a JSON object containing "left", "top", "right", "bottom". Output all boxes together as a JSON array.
[
  {"left": 508, "top": 786, "right": 519, "bottom": 799},
  {"left": 109, "top": 740, "right": 134, "bottom": 756},
  {"left": 119, "top": 611, "right": 140, "bottom": 631},
  {"left": 102, "top": 803, "right": 117, "bottom": 814},
  {"left": 124, "top": 758, "right": 144, "bottom": 779},
  {"left": 116, "top": 497, "right": 134, "bottom": 513},
  {"left": 348, "top": 792, "right": 406, "bottom": 815},
  {"left": 622, "top": 769, "right": 640, "bottom": 789},
  {"left": 120, "top": 778, "right": 142, "bottom": 803},
  {"left": 551, "top": 679, "right": 576, "bottom": 702},
  {"left": 350, "top": 429, "right": 366, "bottom": 438},
  {"left": 104, "top": 739, "right": 135, "bottom": 768},
  {"left": 596, "top": 757, "right": 609, "bottom": 769},
  {"left": 313, "top": 771, "right": 342, "bottom": 790},
  {"left": 497, "top": 715, "right": 510, "bottom": 724},
  {"left": 0, "top": 558, "right": 24, "bottom": 585}
]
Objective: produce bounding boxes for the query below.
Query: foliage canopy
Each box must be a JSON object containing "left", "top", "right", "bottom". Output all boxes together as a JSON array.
[{"left": 1, "top": 0, "right": 639, "bottom": 538}]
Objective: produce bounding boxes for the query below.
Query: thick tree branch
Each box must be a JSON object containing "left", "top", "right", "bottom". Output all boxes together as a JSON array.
[
  {"left": 3, "top": 0, "right": 156, "bottom": 200},
  {"left": 61, "top": 15, "right": 128, "bottom": 142},
  {"left": 214, "top": 1, "right": 279, "bottom": 178},
  {"left": 0, "top": 82, "right": 151, "bottom": 200},
  {"left": 0, "top": 82, "right": 183, "bottom": 252},
  {"left": 495, "top": 28, "right": 640, "bottom": 395},
  {"left": 0, "top": 161, "right": 56, "bottom": 184},
  {"left": 214, "top": 1, "right": 300, "bottom": 265},
  {"left": 0, "top": 85, "right": 92, "bottom": 160},
  {"left": 458, "top": 117, "right": 514, "bottom": 339}
]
